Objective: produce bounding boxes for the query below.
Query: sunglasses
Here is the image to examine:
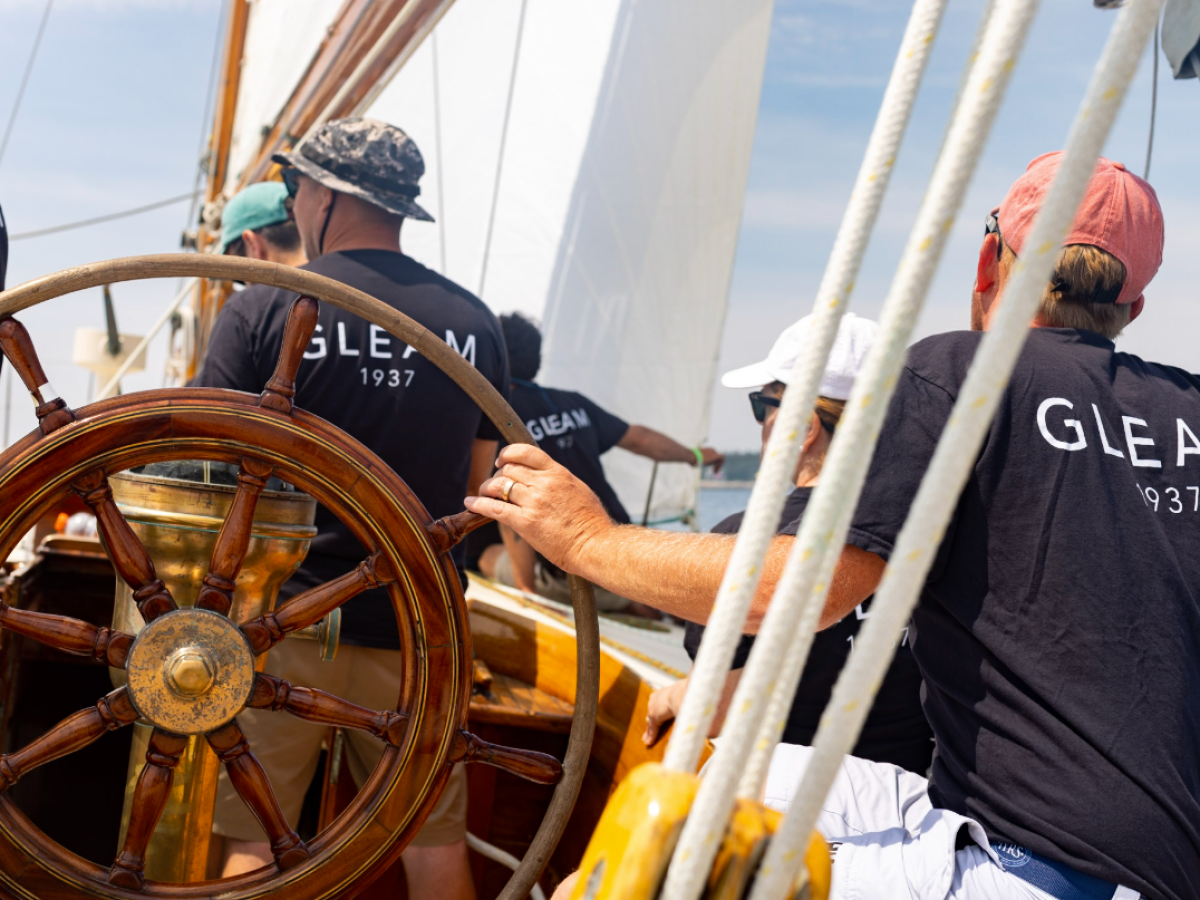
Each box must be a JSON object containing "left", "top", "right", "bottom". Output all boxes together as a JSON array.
[
  {"left": 749, "top": 391, "right": 781, "bottom": 423},
  {"left": 281, "top": 166, "right": 302, "bottom": 198},
  {"left": 985, "top": 210, "right": 1005, "bottom": 260}
]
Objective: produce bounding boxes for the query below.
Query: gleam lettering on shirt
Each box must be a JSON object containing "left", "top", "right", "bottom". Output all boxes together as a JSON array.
[
  {"left": 525, "top": 407, "right": 592, "bottom": 442},
  {"left": 303, "top": 323, "right": 477, "bottom": 366},
  {"left": 1036, "top": 396, "right": 1200, "bottom": 468}
]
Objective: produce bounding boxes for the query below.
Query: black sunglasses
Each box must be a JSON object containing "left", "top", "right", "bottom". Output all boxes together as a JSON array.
[
  {"left": 281, "top": 166, "right": 302, "bottom": 198},
  {"left": 749, "top": 391, "right": 781, "bottom": 424},
  {"left": 985, "top": 211, "right": 1005, "bottom": 260}
]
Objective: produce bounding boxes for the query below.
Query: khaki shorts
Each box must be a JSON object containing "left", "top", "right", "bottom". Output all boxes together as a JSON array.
[
  {"left": 492, "top": 548, "right": 630, "bottom": 612},
  {"left": 213, "top": 638, "right": 466, "bottom": 848}
]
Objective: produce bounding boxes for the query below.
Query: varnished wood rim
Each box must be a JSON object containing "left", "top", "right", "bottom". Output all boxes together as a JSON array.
[
  {"left": 0, "top": 393, "right": 464, "bottom": 900},
  {"left": 0, "top": 255, "right": 599, "bottom": 900}
]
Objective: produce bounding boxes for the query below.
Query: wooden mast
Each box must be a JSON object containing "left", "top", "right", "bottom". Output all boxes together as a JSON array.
[
  {"left": 188, "top": 0, "right": 455, "bottom": 377},
  {"left": 189, "top": 0, "right": 251, "bottom": 377},
  {"left": 235, "top": 0, "right": 454, "bottom": 192}
]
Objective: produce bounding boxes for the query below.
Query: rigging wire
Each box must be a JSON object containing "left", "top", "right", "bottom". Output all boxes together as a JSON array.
[
  {"left": 186, "top": 0, "right": 231, "bottom": 230},
  {"left": 477, "top": 0, "right": 531, "bottom": 297},
  {"left": 10, "top": 192, "right": 201, "bottom": 241},
  {"left": 1144, "top": 12, "right": 1159, "bottom": 179},
  {"left": 0, "top": 0, "right": 55, "bottom": 173},
  {"left": 432, "top": 31, "right": 448, "bottom": 274}
]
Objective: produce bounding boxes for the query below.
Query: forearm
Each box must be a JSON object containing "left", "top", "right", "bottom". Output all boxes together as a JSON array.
[
  {"left": 617, "top": 425, "right": 697, "bottom": 465},
  {"left": 500, "top": 525, "right": 537, "bottom": 593},
  {"left": 569, "top": 526, "right": 791, "bottom": 625},
  {"left": 571, "top": 527, "right": 881, "bottom": 630}
]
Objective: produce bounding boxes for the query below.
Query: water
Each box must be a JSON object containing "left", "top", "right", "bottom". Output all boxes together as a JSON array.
[{"left": 695, "top": 485, "right": 753, "bottom": 532}]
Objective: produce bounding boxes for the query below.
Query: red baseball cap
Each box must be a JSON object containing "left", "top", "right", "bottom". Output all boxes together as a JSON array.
[{"left": 997, "top": 151, "right": 1164, "bottom": 307}]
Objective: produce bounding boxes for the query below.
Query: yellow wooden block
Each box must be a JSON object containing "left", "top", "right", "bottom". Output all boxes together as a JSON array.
[
  {"left": 569, "top": 763, "right": 698, "bottom": 900},
  {"left": 568, "top": 763, "right": 831, "bottom": 900}
]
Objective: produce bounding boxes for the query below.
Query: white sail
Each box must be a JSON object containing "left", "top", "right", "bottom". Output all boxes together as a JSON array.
[
  {"left": 218, "top": 0, "right": 774, "bottom": 524},
  {"left": 368, "top": 0, "right": 774, "bottom": 524},
  {"left": 223, "top": 0, "right": 346, "bottom": 195}
]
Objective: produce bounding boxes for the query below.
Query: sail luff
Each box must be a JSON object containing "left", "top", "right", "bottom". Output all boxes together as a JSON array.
[
  {"left": 206, "top": 0, "right": 251, "bottom": 205},
  {"left": 235, "top": 0, "right": 452, "bottom": 192},
  {"left": 189, "top": 0, "right": 250, "bottom": 377}
]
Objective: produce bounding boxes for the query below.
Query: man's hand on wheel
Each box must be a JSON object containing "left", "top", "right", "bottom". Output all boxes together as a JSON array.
[{"left": 466, "top": 444, "right": 614, "bottom": 576}]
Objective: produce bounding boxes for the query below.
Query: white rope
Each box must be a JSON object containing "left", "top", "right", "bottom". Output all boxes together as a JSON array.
[
  {"left": 748, "top": 3, "right": 1162, "bottom": 899},
  {"left": 666, "top": 0, "right": 1036, "bottom": 889},
  {"left": 657, "top": 0, "right": 949, "bottom": 894},
  {"left": 735, "top": 0, "right": 1000, "bottom": 804},
  {"left": 465, "top": 832, "right": 546, "bottom": 900},
  {"left": 661, "top": 0, "right": 947, "bottom": 779}
]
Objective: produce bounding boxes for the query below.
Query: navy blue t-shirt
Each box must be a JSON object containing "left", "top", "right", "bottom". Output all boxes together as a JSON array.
[
  {"left": 684, "top": 488, "right": 932, "bottom": 774},
  {"left": 194, "top": 249, "right": 509, "bottom": 649},
  {"left": 849, "top": 328, "right": 1200, "bottom": 900},
  {"left": 509, "top": 381, "right": 632, "bottom": 524}
]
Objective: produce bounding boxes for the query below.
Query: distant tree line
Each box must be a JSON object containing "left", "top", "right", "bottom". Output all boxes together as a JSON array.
[{"left": 709, "top": 452, "right": 759, "bottom": 483}]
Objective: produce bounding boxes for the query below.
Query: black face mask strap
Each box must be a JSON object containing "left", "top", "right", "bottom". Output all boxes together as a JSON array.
[{"left": 318, "top": 192, "right": 337, "bottom": 256}]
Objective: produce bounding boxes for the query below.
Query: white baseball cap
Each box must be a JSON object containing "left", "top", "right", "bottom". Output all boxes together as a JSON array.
[{"left": 720, "top": 312, "right": 877, "bottom": 400}]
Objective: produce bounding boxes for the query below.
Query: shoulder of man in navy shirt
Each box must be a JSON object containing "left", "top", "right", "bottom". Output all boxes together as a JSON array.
[
  {"left": 195, "top": 165, "right": 508, "bottom": 655},
  {"left": 497, "top": 312, "right": 723, "bottom": 516},
  {"left": 472, "top": 153, "right": 1198, "bottom": 900}
]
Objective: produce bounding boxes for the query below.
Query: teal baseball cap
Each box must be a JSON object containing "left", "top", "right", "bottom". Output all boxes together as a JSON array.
[{"left": 220, "top": 182, "right": 292, "bottom": 253}]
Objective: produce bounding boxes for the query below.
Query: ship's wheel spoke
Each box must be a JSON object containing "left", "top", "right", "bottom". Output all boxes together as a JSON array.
[
  {"left": 195, "top": 456, "right": 274, "bottom": 615},
  {"left": 206, "top": 720, "right": 309, "bottom": 870},
  {"left": 247, "top": 673, "right": 408, "bottom": 745},
  {"left": 0, "top": 603, "right": 133, "bottom": 668},
  {"left": 427, "top": 509, "right": 494, "bottom": 553},
  {"left": 239, "top": 553, "right": 394, "bottom": 655},
  {"left": 73, "top": 469, "right": 178, "bottom": 622},
  {"left": 448, "top": 729, "right": 564, "bottom": 785},
  {"left": 0, "top": 316, "right": 75, "bottom": 434},
  {"left": 0, "top": 687, "right": 137, "bottom": 792},
  {"left": 108, "top": 728, "right": 189, "bottom": 890},
  {"left": 259, "top": 296, "right": 319, "bottom": 414}
]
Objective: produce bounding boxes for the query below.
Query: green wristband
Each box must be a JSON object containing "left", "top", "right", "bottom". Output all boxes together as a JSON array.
[{"left": 691, "top": 447, "right": 704, "bottom": 466}]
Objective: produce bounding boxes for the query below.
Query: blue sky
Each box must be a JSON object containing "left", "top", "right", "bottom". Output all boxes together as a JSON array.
[{"left": 0, "top": 0, "right": 1196, "bottom": 450}]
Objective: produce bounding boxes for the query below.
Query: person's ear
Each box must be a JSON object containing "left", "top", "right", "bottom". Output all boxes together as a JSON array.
[
  {"left": 315, "top": 183, "right": 335, "bottom": 218},
  {"left": 801, "top": 410, "right": 823, "bottom": 454},
  {"left": 974, "top": 235, "right": 1001, "bottom": 294},
  {"left": 1128, "top": 295, "right": 1144, "bottom": 323},
  {"left": 241, "top": 229, "right": 267, "bottom": 261}
]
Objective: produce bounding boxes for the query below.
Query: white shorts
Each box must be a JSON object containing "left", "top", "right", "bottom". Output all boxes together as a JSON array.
[{"left": 762, "top": 744, "right": 1138, "bottom": 900}]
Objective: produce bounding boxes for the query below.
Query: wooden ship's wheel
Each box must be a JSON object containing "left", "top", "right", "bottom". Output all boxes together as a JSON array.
[{"left": 0, "top": 255, "right": 600, "bottom": 900}]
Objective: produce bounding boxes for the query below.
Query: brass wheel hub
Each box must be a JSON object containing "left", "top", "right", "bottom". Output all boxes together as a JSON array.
[
  {"left": 125, "top": 609, "right": 255, "bottom": 734},
  {"left": 165, "top": 649, "right": 216, "bottom": 698}
]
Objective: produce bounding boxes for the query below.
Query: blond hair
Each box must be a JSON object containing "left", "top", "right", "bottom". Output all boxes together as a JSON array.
[
  {"left": 1001, "top": 242, "right": 1131, "bottom": 339},
  {"left": 814, "top": 395, "right": 847, "bottom": 434}
]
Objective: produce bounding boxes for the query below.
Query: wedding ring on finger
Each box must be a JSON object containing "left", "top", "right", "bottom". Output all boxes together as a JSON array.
[{"left": 500, "top": 478, "right": 517, "bottom": 504}]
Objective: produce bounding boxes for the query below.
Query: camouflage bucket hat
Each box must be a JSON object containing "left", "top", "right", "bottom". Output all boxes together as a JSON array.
[{"left": 273, "top": 118, "right": 434, "bottom": 222}]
